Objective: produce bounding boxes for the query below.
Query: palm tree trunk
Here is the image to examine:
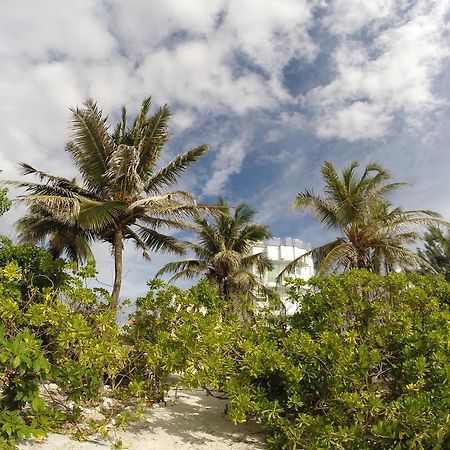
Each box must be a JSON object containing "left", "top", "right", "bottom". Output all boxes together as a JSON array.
[{"left": 110, "top": 227, "right": 123, "bottom": 315}]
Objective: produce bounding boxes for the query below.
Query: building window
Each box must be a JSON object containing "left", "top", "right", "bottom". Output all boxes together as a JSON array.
[{"left": 268, "top": 267, "right": 278, "bottom": 283}]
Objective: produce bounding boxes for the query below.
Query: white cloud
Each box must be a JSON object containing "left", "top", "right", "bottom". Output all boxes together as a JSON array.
[
  {"left": 1, "top": 0, "right": 450, "bottom": 298},
  {"left": 0, "top": 1, "right": 115, "bottom": 61},
  {"left": 224, "top": 0, "right": 317, "bottom": 74},
  {"left": 316, "top": 101, "right": 393, "bottom": 140},
  {"left": 137, "top": 39, "right": 275, "bottom": 114},
  {"left": 310, "top": 0, "right": 450, "bottom": 140},
  {"left": 202, "top": 138, "right": 247, "bottom": 196},
  {"left": 322, "top": 0, "right": 397, "bottom": 35},
  {"left": 108, "top": 0, "right": 225, "bottom": 52}
]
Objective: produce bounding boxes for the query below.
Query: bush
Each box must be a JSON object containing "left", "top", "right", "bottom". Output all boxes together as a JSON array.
[
  {"left": 189, "top": 270, "right": 450, "bottom": 449},
  {"left": 123, "top": 279, "right": 230, "bottom": 400},
  {"left": 0, "top": 237, "right": 67, "bottom": 303},
  {"left": 0, "top": 257, "right": 126, "bottom": 447},
  {"left": 0, "top": 262, "right": 63, "bottom": 447}
]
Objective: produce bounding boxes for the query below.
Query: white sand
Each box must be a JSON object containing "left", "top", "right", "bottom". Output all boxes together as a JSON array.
[{"left": 19, "top": 390, "right": 266, "bottom": 449}]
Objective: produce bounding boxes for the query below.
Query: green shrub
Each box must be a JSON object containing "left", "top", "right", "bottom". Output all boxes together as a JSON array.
[
  {"left": 0, "top": 237, "right": 67, "bottom": 302},
  {"left": 123, "top": 279, "right": 230, "bottom": 400},
  {"left": 0, "top": 263, "right": 63, "bottom": 447},
  {"left": 0, "top": 257, "right": 127, "bottom": 447},
  {"left": 190, "top": 270, "right": 450, "bottom": 449}
]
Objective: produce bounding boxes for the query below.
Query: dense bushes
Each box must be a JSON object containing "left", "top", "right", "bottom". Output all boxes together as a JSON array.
[
  {"left": 0, "top": 251, "right": 142, "bottom": 447},
  {"left": 124, "top": 279, "right": 230, "bottom": 400},
  {"left": 1, "top": 236, "right": 449, "bottom": 450},
  {"left": 126, "top": 271, "right": 450, "bottom": 448},
  {"left": 187, "top": 270, "right": 450, "bottom": 449}
]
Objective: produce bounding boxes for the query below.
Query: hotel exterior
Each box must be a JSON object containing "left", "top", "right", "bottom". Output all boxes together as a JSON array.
[{"left": 251, "top": 237, "right": 314, "bottom": 314}]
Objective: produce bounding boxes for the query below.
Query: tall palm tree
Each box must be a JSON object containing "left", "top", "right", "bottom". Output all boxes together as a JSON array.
[
  {"left": 157, "top": 198, "right": 272, "bottom": 304},
  {"left": 281, "top": 161, "right": 442, "bottom": 277},
  {"left": 11, "top": 97, "right": 208, "bottom": 315}
]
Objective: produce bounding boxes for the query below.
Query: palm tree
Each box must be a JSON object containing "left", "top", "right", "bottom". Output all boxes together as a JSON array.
[
  {"left": 281, "top": 161, "right": 442, "bottom": 277},
  {"left": 157, "top": 198, "right": 272, "bottom": 306},
  {"left": 417, "top": 225, "right": 450, "bottom": 280},
  {"left": 16, "top": 204, "right": 95, "bottom": 265},
  {"left": 11, "top": 97, "right": 208, "bottom": 315}
]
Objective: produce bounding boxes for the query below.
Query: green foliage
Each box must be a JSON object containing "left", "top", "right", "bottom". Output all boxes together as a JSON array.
[
  {"left": 186, "top": 270, "right": 450, "bottom": 449},
  {"left": 418, "top": 225, "right": 450, "bottom": 281},
  {"left": 0, "top": 263, "right": 62, "bottom": 446},
  {"left": 157, "top": 197, "right": 272, "bottom": 314},
  {"left": 0, "top": 237, "right": 67, "bottom": 302},
  {"left": 0, "top": 253, "right": 126, "bottom": 446},
  {"left": 1, "top": 228, "right": 448, "bottom": 450},
  {"left": 0, "top": 187, "right": 11, "bottom": 217},
  {"left": 124, "top": 278, "right": 228, "bottom": 400},
  {"left": 13, "top": 97, "right": 209, "bottom": 315},
  {"left": 286, "top": 161, "right": 442, "bottom": 277}
]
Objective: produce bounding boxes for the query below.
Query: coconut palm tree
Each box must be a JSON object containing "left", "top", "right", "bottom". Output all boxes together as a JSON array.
[
  {"left": 157, "top": 198, "right": 272, "bottom": 304},
  {"left": 11, "top": 97, "right": 208, "bottom": 315},
  {"left": 417, "top": 225, "right": 450, "bottom": 280},
  {"left": 16, "top": 204, "right": 95, "bottom": 265},
  {"left": 281, "top": 161, "right": 442, "bottom": 277}
]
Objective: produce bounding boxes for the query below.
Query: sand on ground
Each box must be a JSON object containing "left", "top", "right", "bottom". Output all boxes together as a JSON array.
[{"left": 19, "top": 389, "right": 266, "bottom": 450}]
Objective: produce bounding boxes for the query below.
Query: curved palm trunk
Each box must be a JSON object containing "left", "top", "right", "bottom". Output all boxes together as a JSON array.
[{"left": 110, "top": 227, "right": 123, "bottom": 315}]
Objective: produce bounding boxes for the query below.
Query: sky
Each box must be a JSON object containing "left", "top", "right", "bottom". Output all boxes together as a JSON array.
[{"left": 1, "top": 0, "right": 450, "bottom": 299}]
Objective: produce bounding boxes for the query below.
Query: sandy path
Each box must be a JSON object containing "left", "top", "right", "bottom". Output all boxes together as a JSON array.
[{"left": 19, "top": 390, "right": 266, "bottom": 449}]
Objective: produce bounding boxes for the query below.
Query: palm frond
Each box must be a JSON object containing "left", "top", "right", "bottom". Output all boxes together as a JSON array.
[
  {"left": 130, "top": 191, "right": 196, "bottom": 210},
  {"left": 144, "top": 145, "right": 208, "bottom": 193},
  {"left": 77, "top": 199, "right": 125, "bottom": 231},
  {"left": 67, "top": 100, "right": 115, "bottom": 193},
  {"left": 316, "top": 242, "right": 355, "bottom": 275},
  {"left": 294, "top": 189, "right": 339, "bottom": 229},
  {"left": 242, "top": 251, "right": 273, "bottom": 273},
  {"left": 156, "top": 259, "right": 206, "bottom": 281},
  {"left": 135, "top": 225, "right": 187, "bottom": 255},
  {"left": 277, "top": 238, "right": 343, "bottom": 280},
  {"left": 137, "top": 104, "right": 171, "bottom": 178}
]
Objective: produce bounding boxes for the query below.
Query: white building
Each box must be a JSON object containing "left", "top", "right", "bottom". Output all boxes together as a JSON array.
[{"left": 252, "top": 237, "right": 314, "bottom": 314}]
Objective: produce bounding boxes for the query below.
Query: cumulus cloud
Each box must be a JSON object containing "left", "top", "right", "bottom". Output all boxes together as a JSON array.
[
  {"left": 0, "top": 1, "right": 115, "bottom": 61},
  {"left": 310, "top": 0, "right": 450, "bottom": 141},
  {"left": 322, "top": 0, "right": 397, "bottom": 35},
  {"left": 1, "top": 0, "right": 450, "bottom": 296},
  {"left": 202, "top": 138, "right": 248, "bottom": 196}
]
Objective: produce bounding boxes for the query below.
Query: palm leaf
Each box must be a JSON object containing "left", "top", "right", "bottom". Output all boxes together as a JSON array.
[
  {"left": 156, "top": 259, "right": 206, "bottom": 281},
  {"left": 137, "top": 104, "right": 171, "bottom": 178},
  {"left": 144, "top": 145, "right": 208, "bottom": 193},
  {"left": 67, "top": 100, "right": 114, "bottom": 193},
  {"left": 135, "top": 225, "right": 186, "bottom": 255}
]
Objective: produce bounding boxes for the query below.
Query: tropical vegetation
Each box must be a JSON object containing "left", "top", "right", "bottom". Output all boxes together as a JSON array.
[
  {"left": 186, "top": 270, "right": 450, "bottom": 449},
  {"left": 157, "top": 197, "right": 272, "bottom": 312},
  {"left": 16, "top": 203, "right": 95, "bottom": 265},
  {"left": 10, "top": 98, "right": 208, "bottom": 315},
  {"left": 282, "top": 160, "right": 442, "bottom": 277},
  {"left": 418, "top": 225, "right": 450, "bottom": 280},
  {"left": 1, "top": 97, "right": 450, "bottom": 450}
]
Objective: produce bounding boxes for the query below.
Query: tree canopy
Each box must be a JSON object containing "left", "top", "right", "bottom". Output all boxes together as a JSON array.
[
  {"left": 282, "top": 161, "right": 442, "bottom": 277},
  {"left": 11, "top": 97, "right": 208, "bottom": 314},
  {"left": 157, "top": 197, "right": 272, "bottom": 307}
]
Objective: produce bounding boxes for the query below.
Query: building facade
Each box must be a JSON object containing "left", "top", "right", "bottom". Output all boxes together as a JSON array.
[{"left": 252, "top": 237, "right": 314, "bottom": 314}]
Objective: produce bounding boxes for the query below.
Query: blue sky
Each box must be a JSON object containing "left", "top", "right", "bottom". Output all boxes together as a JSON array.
[{"left": 1, "top": 0, "right": 450, "bottom": 298}]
